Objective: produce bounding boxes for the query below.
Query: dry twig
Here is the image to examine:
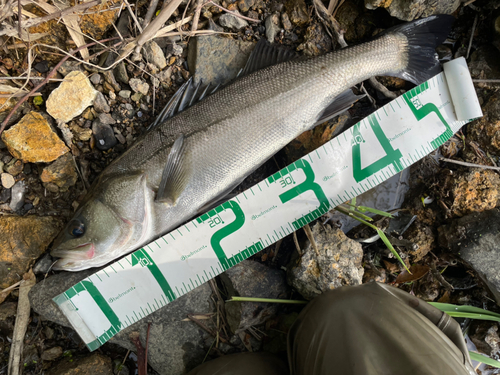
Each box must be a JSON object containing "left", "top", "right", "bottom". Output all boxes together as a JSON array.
[
  {"left": 142, "top": 0, "right": 161, "bottom": 29},
  {"left": 440, "top": 157, "right": 500, "bottom": 171},
  {"left": 207, "top": 1, "right": 260, "bottom": 22},
  {"left": 466, "top": 14, "right": 478, "bottom": 59}
]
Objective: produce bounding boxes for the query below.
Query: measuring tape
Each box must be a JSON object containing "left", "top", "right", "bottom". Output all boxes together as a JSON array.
[{"left": 53, "top": 58, "right": 482, "bottom": 351}]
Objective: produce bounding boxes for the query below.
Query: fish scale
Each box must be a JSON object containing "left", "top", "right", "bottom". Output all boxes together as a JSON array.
[{"left": 54, "top": 58, "right": 482, "bottom": 350}]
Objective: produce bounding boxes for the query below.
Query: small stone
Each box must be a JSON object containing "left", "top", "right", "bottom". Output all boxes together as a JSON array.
[
  {"left": 90, "top": 73, "right": 102, "bottom": 85},
  {"left": 285, "top": 0, "right": 309, "bottom": 26},
  {"left": 34, "top": 61, "right": 49, "bottom": 73},
  {"left": 144, "top": 41, "right": 167, "bottom": 69},
  {"left": 129, "top": 78, "right": 149, "bottom": 95},
  {"left": 41, "top": 346, "right": 63, "bottom": 361},
  {"left": 238, "top": 0, "right": 256, "bottom": 12},
  {"left": 70, "top": 124, "right": 93, "bottom": 141},
  {"left": 92, "top": 120, "right": 117, "bottom": 151},
  {"left": 5, "top": 159, "right": 23, "bottom": 176},
  {"left": 41, "top": 154, "right": 77, "bottom": 191},
  {"left": 156, "top": 67, "right": 172, "bottom": 85},
  {"left": 33, "top": 253, "right": 53, "bottom": 275},
  {"left": 45, "top": 182, "right": 59, "bottom": 193},
  {"left": 131, "top": 92, "right": 142, "bottom": 102},
  {"left": 287, "top": 223, "right": 364, "bottom": 300},
  {"left": 297, "top": 22, "right": 332, "bottom": 56},
  {"left": 8, "top": 181, "right": 25, "bottom": 212},
  {"left": 46, "top": 353, "right": 113, "bottom": 375},
  {"left": 169, "top": 56, "right": 176, "bottom": 65},
  {"left": 98, "top": 113, "right": 116, "bottom": 125},
  {"left": 115, "top": 133, "right": 126, "bottom": 144},
  {"left": 265, "top": 13, "right": 281, "bottom": 43},
  {"left": 118, "top": 90, "right": 131, "bottom": 99},
  {"left": 219, "top": 12, "right": 249, "bottom": 30},
  {"left": 93, "top": 92, "right": 110, "bottom": 113},
  {"left": 46, "top": 71, "right": 98, "bottom": 122},
  {"left": 167, "top": 42, "right": 183, "bottom": 56},
  {"left": 0, "top": 215, "right": 61, "bottom": 288},
  {"left": 1, "top": 112, "right": 69, "bottom": 163},
  {"left": 365, "top": 0, "right": 460, "bottom": 21},
  {"left": 102, "top": 70, "right": 121, "bottom": 92},
  {"left": 0, "top": 188, "right": 11, "bottom": 203},
  {"left": 57, "top": 61, "right": 84, "bottom": 77},
  {"left": 1, "top": 173, "right": 14, "bottom": 188},
  {"left": 114, "top": 62, "right": 129, "bottom": 85},
  {"left": 281, "top": 12, "right": 292, "bottom": 31},
  {"left": 108, "top": 91, "right": 116, "bottom": 100},
  {"left": 0, "top": 160, "right": 3, "bottom": 173}
]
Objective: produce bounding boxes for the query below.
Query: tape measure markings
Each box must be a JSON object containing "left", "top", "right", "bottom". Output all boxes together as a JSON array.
[{"left": 54, "top": 69, "right": 475, "bottom": 351}]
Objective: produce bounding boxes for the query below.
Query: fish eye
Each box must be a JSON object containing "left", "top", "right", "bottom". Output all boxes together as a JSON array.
[{"left": 68, "top": 219, "right": 85, "bottom": 237}]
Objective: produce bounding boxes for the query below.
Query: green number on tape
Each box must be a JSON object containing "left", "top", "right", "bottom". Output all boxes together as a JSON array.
[
  {"left": 403, "top": 80, "right": 453, "bottom": 148},
  {"left": 131, "top": 249, "right": 176, "bottom": 302},
  {"left": 269, "top": 159, "right": 330, "bottom": 230},
  {"left": 201, "top": 201, "right": 263, "bottom": 270},
  {"left": 352, "top": 114, "right": 403, "bottom": 183}
]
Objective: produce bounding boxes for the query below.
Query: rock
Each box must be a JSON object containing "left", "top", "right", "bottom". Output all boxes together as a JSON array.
[
  {"left": 438, "top": 209, "right": 500, "bottom": 304},
  {"left": 188, "top": 36, "right": 254, "bottom": 86},
  {"left": 0, "top": 215, "right": 61, "bottom": 288},
  {"left": 470, "top": 322, "right": 500, "bottom": 356},
  {"left": 297, "top": 22, "right": 332, "bottom": 56},
  {"left": 34, "top": 61, "right": 49, "bottom": 73},
  {"left": 442, "top": 169, "right": 500, "bottom": 217},
  {"left": 114, "top": 62, "right": 129, "bottom": 84},
  {"left": 1, "top": 112, "right": 69, "bottom": 163},
  {"left": 468, "top": 91, "right": 500, "bottom": 154},
  {"left": 33, "top": 253, "right": 54, "bottom": 275},
  {"left": 1, "top": 172, "right": 14, "bottom": 188},
  {"left": 238, "top": 0, "right": 257, "bottom": 12},
  {"left": 144, "top": 41, "right": 167, "bottom": 69},
  {"left": 8, "top": 180, "right": 26, "bottom": 211},
  {"left": 287, "top": 223, "right": 364, "bottom": 300},
  {"left": 69, "top": 124, "right": 92, "bottom": 141},
  {"left": 131, "top": 92, "right": 142, "bottom": 102},
  {"left": 365, "top": 0, "right": 460, "bottom": 21},
  {"left": 98, "top": 113, "right": 116, "bottom": 125},
  {"left": 118, "top": 90, "right": 131, "bottom": 99},
  {"left": 47, "top": 353, "right": 113, "bottom": 375},
  {"left": 41, "top": 154, "right": 77, "bottom": 191},
  {"left": 93, "top": 92, "right": 110, "bottom": 113},
  {"left": 220, "top": 260, "right": 287, "bottom": 333},
  {"left": 219, "top": 12, "right": 249, "bottom": 30},
  {"left": 404, "top": 221, "right": 435, "bottom": 262},
  {"left": 41, "top": 346, "right": 63, "bottom": 361},
  {"left": 90, "top": 73, "right": 102, "bottom": 85},
  {"left": 46, "top": 71, "right": 98, "bottom": 122},
  {"left": 129, "top": 78, "right": 149, "bottom": 95},
  {"left": 167, "top": 42, "right": 184, "bottom": 56},
  {"left": 92, "top": 120, "right": 117, "bottom": 151},
  {"left": 284, "top": 0, "right": 309, "bottom": 26},
  {"left": 0, "top": 187, "right": 10, "bottom": 204},
  {"left": 281, "top": 12, "right": 292, "bottom": 31},
  {"left": 102, "top": 70, "right": 121, "bottom": 92},
  {"left": 29, "top": 271, "right": 214, "bottom": 375},
  {"left": 156, "top": 67, "right": 172, "bottom": 85},
  {"left": 5, "top": 158, "right": 23, "bottom": 176},
  {"left": 79, "top": 0, "right": 120, "bottom": 40},
  {"left": 265, "top": 13, "right": 281, "bottom": 43},
  {"left": 57, "top": 61, "right": 84, "bottom": 77}
]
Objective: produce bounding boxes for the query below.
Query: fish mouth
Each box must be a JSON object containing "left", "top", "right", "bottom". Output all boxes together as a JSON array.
[{"left": 51, "top": 243, "right": 95, "bottom": 261}]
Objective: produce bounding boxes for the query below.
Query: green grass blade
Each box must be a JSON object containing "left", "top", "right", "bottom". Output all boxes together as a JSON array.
[
  {"left": 429, "top": 303, "right": 500, "bottom": 321},
  {"left": 469, "top": 351, "right": 500, "bottom": 368},
  {"left": 228, "top": 296, "right": 307, "bottom": 304}
]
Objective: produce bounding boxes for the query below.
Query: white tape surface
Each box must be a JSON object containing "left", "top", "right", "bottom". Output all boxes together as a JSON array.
[{"left": 54, "top": 58, "right": 482, "bottom": 351}]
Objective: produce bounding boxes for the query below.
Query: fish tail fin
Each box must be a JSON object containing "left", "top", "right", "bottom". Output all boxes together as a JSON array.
[{"left": 387, "top": 15, "right": 454, "bottom": 85}]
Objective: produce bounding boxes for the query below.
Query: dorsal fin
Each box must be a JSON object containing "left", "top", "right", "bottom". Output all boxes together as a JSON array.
[{"left": 240, "top": 38, "right": 299, "bottom": 77}]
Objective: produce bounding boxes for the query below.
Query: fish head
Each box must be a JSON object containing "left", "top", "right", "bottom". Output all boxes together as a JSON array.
[{"left": 51, "top": 173, "right": 149, "bottom": 271}]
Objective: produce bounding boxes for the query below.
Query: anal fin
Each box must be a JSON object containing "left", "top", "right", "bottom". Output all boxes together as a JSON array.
[
  {"left": 313, "top": 89, "right": 365, "bottom": 128},
  {"left": 156, "top": 135, "right": 190, "bottom": 205}
]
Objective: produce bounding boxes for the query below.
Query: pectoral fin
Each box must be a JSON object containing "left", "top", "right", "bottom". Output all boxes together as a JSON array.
[{"left": 156, "top": 135, "right": 190, "bottom": 205}]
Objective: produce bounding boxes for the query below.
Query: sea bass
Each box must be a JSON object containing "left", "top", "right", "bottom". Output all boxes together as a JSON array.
[{"left": 51, "top": 15, "right": 453, "bottom": 271}]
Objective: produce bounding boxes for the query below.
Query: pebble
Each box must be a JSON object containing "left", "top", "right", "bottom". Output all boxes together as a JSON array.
[
  {"left": 70, "top": 124, "right": 93, "bottom": 141},
  {"left": 144, "top": 41, "right": 167, "bottom": 69},
  {"left": 92, "top": 120, "right": 117, "bottom": 151},
  {"left": 94, "top": 92, "right": 110, "bottom": 113},
  {"left": 0, "top": 160, "right": 3, "bottom": 173},
  {"left": 34, "top": 61, "right": 49, "bottom": 73},
  {"left": 102, "top": 70, "right": 121, "bottom": 92},
  {"left": 98, "top": 113, "right": 116, "bottom": 125},
  {"left": 114, "top": 62, "right": 129, "bottom": 84},
  {"left": 281, "top": 12, "right": 292, "bottom": 31},
  {"left": 4, "top": 159, "right": 23, "bottom": 176},
  {"left": 41, "top": 153, "right": 78, "bottom": 191},
  {"left": 131, "top": 92, "right": 142, "bottom": 102},
  {"left": 0, "top": 188, "right": 10, "bottom": 203},
  {"left": 118, "top": 90, "right": 131, "bottom": 99},
  {"left": 284, "top": 0, "right": 309, "bottom": 26},
  {"left": 364, "top": 0, "right": 459, "bottom": 21},
  {"left": 238, "top": 0, "right": 256, "bottom": 12},
  {"left": 57, "top": 61, "right": 84, "bottom": 76},
  {"left": 45, "top": 182, "right": 59, "bottom": 193},
  {"left": 129, "top": 78, "right": 150, "bottom": 95},
  {"left": 90, "top": 73, "right": 102, "bottom": 85},
  {"left": 9, "top": 180, "right": 25, "bottom": 212},
  {"left": 1, "top": 173, "right": 15, "bottom": 188},
  {"left": 46, "top": 71, "right": 98, "bottom": 122},
  {"left": 115, "top": 133, "right": 126, "bottom": 144},
  {"left": 1, "top": 112, "right": 69, "bottom": 163},
  {"left": 265, "top": 13, "right": 281, "bottom": 43},
  {"left": 41, "top": 346, "right": 63, "bottom": 361},
  {"left": 219, "top": 12, "right": 249, "bottom": 30}
]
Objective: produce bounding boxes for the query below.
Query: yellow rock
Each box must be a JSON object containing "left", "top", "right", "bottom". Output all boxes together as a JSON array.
[
  {"left": 41, "top": 153, "right": 78, "bottom": 191},
  {"left": 0, "top": 215, "right": 62, "bottom": 289},
  {"left": 46, "top": 71, "right": 98, "bottom": 122},
  {"left": 1, "top": 112, "right": 69, "bottom": 163}
]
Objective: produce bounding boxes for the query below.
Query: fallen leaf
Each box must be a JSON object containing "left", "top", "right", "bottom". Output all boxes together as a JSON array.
[
  {"left": 395, "top": 264, "right": 430, "bottom": 284},
  {"left": 383, "top": 260, "right": 399, "bottom": 274}
]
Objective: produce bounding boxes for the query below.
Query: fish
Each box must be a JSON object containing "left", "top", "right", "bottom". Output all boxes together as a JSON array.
[{"left": 51, "top": 15, "right": 454, "bottom": 271}]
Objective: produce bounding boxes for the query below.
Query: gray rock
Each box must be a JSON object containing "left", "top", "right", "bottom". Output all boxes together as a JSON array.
[
  {"left": 57, "top": 61, "right": 84, "bottom": 77},
  {"left": 131, "top": 92, "right": 142, "bottom": 102},
  {"left": 98, "top": 113, "right": 116, "bottom": 125},
  {"left": 438, "top": 209, "right": 500, "bottom": 305},
  {"left": 94, "top": 92, "right": 110, "bottom": 113},
  {"left": 90, "top": 73, "right": 102, "bottom": 85},
  {"left": 102, "top": 70, "right": 121, "bottom": 92},
  {"left": 188, "top": 35, "right": 254, "bottom": 86},
  {"left": 144, "top": 41, "right": 167, "bottom": 69},
  {"left": 265, "top": 13, "right": 281, "bottom": 43},
  {"left": 219, "top": 12, "right": 249, "bottom": 30},
  {"left": 281, "top": 12, "right": 292, "bottom": 31},
  {"left": 220, "top": 260, "right": 287, "bottom": 333},
  {"left": 364, "top": 0, "right": 460, "bottom": 21},
  {"left": 33, "top": 253, "right": 54, "bottom": 275},
  {"left": 114, "top": 62, "right": 129, "bottom": 85},
  {"left": 29, "top": 271, "right": 214, "bottom": 375},
  {"left": 129, "top": 78, "right": 150, "bottom": 95},
  {"left": 287, "top": 223, "right": 364, "bottom": 300},
  {"left": 167, "top": 42, "right": 184, "bottom": 56},
  {"left": 9, "top": 180, "right": 26, "bottom": 212},
  {"left": 118, "top": 90, "right": 131, "bottom": 99},
  {"left": 92, "top": 120, "right": 117, "bottom": 151}
]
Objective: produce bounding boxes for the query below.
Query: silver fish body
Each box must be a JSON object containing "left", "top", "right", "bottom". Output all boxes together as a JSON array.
[{"left": 51, "top": 16, "right": 453, "bottom": 270}]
